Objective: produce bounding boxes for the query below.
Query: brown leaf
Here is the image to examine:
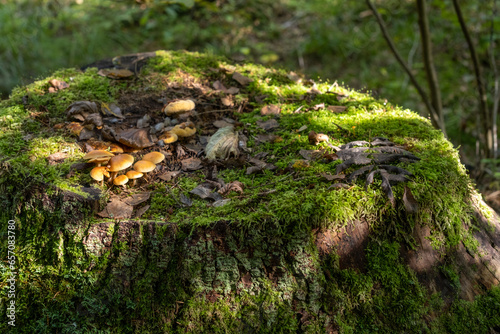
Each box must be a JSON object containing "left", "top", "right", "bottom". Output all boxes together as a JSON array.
[
  {"left": 66, "top": 101, "right": 99, "bottom": 119},
  {"left": 221, "top": 96, "right": 233, "bottom": 107},
  {"left": 286, "top": 71, "right": 301, "bottom": 83},
  {"left": 218, "top": 181, "right": 244, "bottom": 195},
  {"left": 181, "top": 158, "right": 203, "bottom": 171},
  {"left": 49, "top": 79, "right": 69, "bottom": 91},
  {"left": 232, "top": 72, "right": 253, "bottom": 86},
  {"left": 133, "top": 205, "right": 150, "bottom": 218},
  {"left": 115, "top": 128, "right": 155, "bottom": 149},
  {"left": 123, "top": 192, "right": 151, "bottom": 206},
  {"left": 98, "top": 68, "right": 134, "bottom": 79},
  {"left": 403, "top": 186, "right": 419, "bottom": 213},
  {"left": 213, "top": 120, "right": 233, "bottom": 128},
  {"left": 158, "top": 170, "right": 182, "bottom": 182},
  {"left": 260, "top": 104, "right": 281, "bottom": 116},
  {"left": 308, "top": 131, "right": 329, "bottom": 145},
  {"left": 257, "top": 119, "right": 279, "bottom": 131},
  {"left": 313, "top": 103, "right": 325, "bottom": 110},
  {"left": 213, "top": 80, "right": 227, "bottom": 91},
  {"left": 299, "top": 149, "right": 324, "bottom": 161},
  {"left": 255, "top": 134, "right": 278, "bottom": 144},
  {"left": 327, "top": 105, "right": 347, "bottom": 113},
  {"left": 225, "top": 87, "right": 239, "bottom": 94},
  {"left": 47, "top": 152, "right": 68, "bottom": 165},
  {"left": 97, "top": 198, "right": 133, "bottom": 219}
]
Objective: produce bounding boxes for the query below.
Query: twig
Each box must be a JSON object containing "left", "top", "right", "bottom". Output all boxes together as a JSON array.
[
  {"left": 452, "top": 0, "right": 492, "bottom": 158},
  {"left": 416, "top": 0, "right": 445, "bottom": 133},
  {"left": 365, "top": 0, "right": 445, "bottom": 135}
]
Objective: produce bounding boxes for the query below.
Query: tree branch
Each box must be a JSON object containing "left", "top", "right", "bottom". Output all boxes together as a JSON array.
[
  {"left": 366, "top": 0, "right": 446, "bottom": 135},
  {"left": 452, "top": 0, "right": 492, "bottom": 158},
  {"left": 416, "top": 0, "right": 445, "bottom": 132}
]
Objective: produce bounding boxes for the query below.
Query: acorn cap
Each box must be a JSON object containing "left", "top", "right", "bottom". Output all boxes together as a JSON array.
[
  {"left": 107, "top": 154, "right": 134, "bottom": 172},
  {"left": 83, "top": 150, "right": 114, "bottom": 160},
  {"left": 126, "top": 170, "right": 143, "bottom": 180},
  {"left": 90, "top": 166, "right": 110, "bottom": 181},
  {"left": 143, "top": 152, "right": 165, "bottom": 164},
  {"left": 159, "top": 131, "right": 178, "bottom": 144},
  {"left": 133, "top": 160, "right": 156, "bottom": 173},
  {"left": 163, "top": 100, "right": 195, "bottom": 115},
  {"left": 113, "top": 175, "right": 129, "bottom": 186}
]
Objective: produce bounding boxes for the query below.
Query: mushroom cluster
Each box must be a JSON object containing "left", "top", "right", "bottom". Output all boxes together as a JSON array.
[
  {"left": 158, "top": 99, "right": 197, "bottom": 145},
  {"left": 86, "top": 150, "right": 165, "bottom": 189}
]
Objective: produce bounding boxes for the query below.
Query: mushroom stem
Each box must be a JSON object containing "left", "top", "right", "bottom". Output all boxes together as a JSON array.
[{"left": 109, "top": 171, "right": 117, "bottom": 183}]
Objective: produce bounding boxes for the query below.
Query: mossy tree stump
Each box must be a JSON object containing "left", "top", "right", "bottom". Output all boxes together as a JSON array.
[{"left": 1, "top": 50, "right": 499, "bottom": 333}]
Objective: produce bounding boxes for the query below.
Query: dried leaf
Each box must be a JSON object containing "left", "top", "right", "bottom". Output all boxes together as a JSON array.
[
  {"left": 257, "top": 119, "right": 279, "bottom": 131},
  {"left": 403, "top": 186, "right": 419, "bottom": 213},
  {"left": 47, "top": 152, "right": 68, "bottom": 165},
  {"left": 49, "top": 79, "right": 69, "bottom": 91},
  {"left": 123, "top": 192, "right": 151, "bottom": 206},
  {"left": 297, "top": 125, "right": 308, "bottom": 132},
  {"left": 82, "top": 113, "right": 103, "bottom": 128},
  {"left": 255, "top": 134, "right": 278, "bottom": 144},
  {"left": 232, "top": 72, "right": 253, "bottom": 86},
  {"left": 190, "top": 184, "right": 223, "bottom": 201},
  {"left": 205, "top": 126, "right": 239, "bottom": 160},
  {"left": 182, "top": 158, "right": 203, "bottom": 171},
  {"left": 327, "top": 105, "right": 347, "bottom": 113},
  {"left": 221, "top": 96, "right": 233, "bottom": 107},
  {"left": 97, "top": 198, "right": 133, "bottom": 219},
  {"left": 336, "top": 154, "right": 372, "bottom": 174},
  {"left": 158, "top": 171, "right": 182, "bottom": 182},
  {"left": 98, "top": 68, "right": 134, "bottom": 79},
  {"left": 213, "top": 120, "right": 233, "bottom": 128},
  {"left": 66, "top": 101, "right": 99, "bottom": 119},
  {"left": 260, "top": 104, "right": 281, "bottom": 116},
  {"left": 212, "top": 199, "right": 231, "bottom": 207},
  {"left": 308, "top": 131, "right": 329, "bottom": 145},
  {"left": 115, "top": 128, "right": 155, "bottom": 149},
  {"left": 180, "top": 193, "right": 193, "bottom": 207},
  {"left": 218, "top": 181, "right": 244, "bottom": 195},
  {"left": 299, "top": 149, "right": 324, "bottom": 161},
  {"left": 133, "top": 205, "right": 150, "bottom": 218},
  {"left": 379, "top": 170, "right": 395, "bottom": 206}
]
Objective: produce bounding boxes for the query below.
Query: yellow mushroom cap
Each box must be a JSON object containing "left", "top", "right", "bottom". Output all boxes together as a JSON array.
[
  {"left": 109, "top": 144, "right": 124, "bottom": 153},
  {"left": 163, "top": 100, "right": 195, "bottom": 115},
  {"left": 159, "top": 131, "right": 178, "bottom": 144},
  {"left": 107, "top": 154, "right": 134, "bottom": 172},
  {"left": 90, "top": 166, "right": 110, "bottom": 181},
  {"left": 143, "top": 152, "right": 165, "bottom": 164},
  {"left": 113, "top": 175, "right": 129, "bottom": 186},
  {"left": 133, "top": 160, "right": 156, "bottom": 173},
  {"left": 83, "top": 150, "right": 114, "bottom": 160},
  {"left": 88, "top": 157, "right": 112, "bottom": 165},
  {"left": 170, "top": 122, "right": 196, "bottom": 137},
  {"left": 126, "top": 170, "right": 143, "bottom": 180}
]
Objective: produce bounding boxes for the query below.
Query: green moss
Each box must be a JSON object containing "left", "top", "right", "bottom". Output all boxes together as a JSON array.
[{"left": 1, "top": 50, "right": 498, "bottom": 333}]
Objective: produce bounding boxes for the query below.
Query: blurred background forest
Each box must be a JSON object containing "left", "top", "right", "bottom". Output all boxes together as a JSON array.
[{"left": 0, "top": 0, "right": 498, "bottom": 190}]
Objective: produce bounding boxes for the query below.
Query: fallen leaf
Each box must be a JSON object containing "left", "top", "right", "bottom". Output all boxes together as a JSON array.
[
  {"left": 66, "top": 101, "right": 99, "bottom": 120},
  {"left": 403, "top": 186, "right": 419, "bottom": 213},
  {"left": 98, "top": 68, "right": 134, "bottom": 79},
  {"left": 47, "top": 152, "right": 68, "bottom": 165},
  {"left": 212, "top": 199, "right": 231, "bottom": 207},
  {"left": 313, "top": 103, "right": 325, "bottom": 110},
  {"left": 260, "top": 104, "right": 281, "bottom": 116},
  {"left": 158, "top": 170, "right": 182, "bottom": 182},
  {"left": 327, "top": 105, "right": 347, "bottom": 113},
  {"left": 221, "top": 96, "right": 233, "bottom": 107},
  {"left": 123, "top": 192, "right": 151, "bottom": 206},
  {"left": 180, "top": 193, "right": 193, "bottom": 207},
  {"left": 292, "top": 160, "right": 310, "bottom": 169},
  {"left": 225, "top": 87, "right": 239, "bottom": 94},
  {"left": 182, "top": 158, "right": 203, "bottom": 171},
  {"left": 218, "top": 181, "right": 244, "bottom": 195},
  {"left": 232, "top": 72, "right": 253, "bottom": 86},
  {"left": 115, "top": 128, "right": 156, "bottom": 149},
  {"left": 97, "top": 198, "right": 133, "bottom": 219},
  {"left": 297, "top": 125, "right": 308, "bottom": 132},
  {"left": 308, "top": 131, "right": 329, "bottom": 145},
  {"left": 255, "top": 134, "right": 278, "bottom": 144},
  {"left": 133, "top": 205, "right": 150, "bottom": 218},
  {"left": 213, "top": 120, "right": 233, "bottom": 128},
  {"left": 257, "top": 119, "right": 279, "bottom": 131},
  {"left": 299, "top": 149, "right": 324, "bottom": 161},
  {"left": 49, "top": 79, "right": 69, "bottom": 92},
  {"left": 190, "top": 184, "right": 223, "bottom": 201},
  {"left": 205, "top": 127, "right": 239, "bottom": 160},
  {"left": 286, "top": 71, "right": 301, "bottom": 83}
]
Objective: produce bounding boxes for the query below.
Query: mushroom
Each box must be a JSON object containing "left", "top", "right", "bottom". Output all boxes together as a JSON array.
[
  {"left": 162, "top": 100, "right": 195, "bottom": 115},
  {"left": 158, "top": 131, "right": 178, "bottom": 144},
  {"left": 113, "top": 175, "right": 129, "bottom": 189},
  {"left": 107, "top": 154, "right": 134, "bottom": 182},
  {"left": 170, "top": 121, "right": 196, "bottom": 138},
  {"left": 133, "top": 160, "right": 156, "bottom": 181},
  {"left": 143, "top": 151, "right": 165, "bottom": 164},
  {"left": 126, "top": 170, "right": 143, "bottom": 187},
  {"left": 83, "top": 150, "right": 114, "bottom": 166},
  {"left": 90, "top": 166, "right": 110, "bottom": 187}
]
